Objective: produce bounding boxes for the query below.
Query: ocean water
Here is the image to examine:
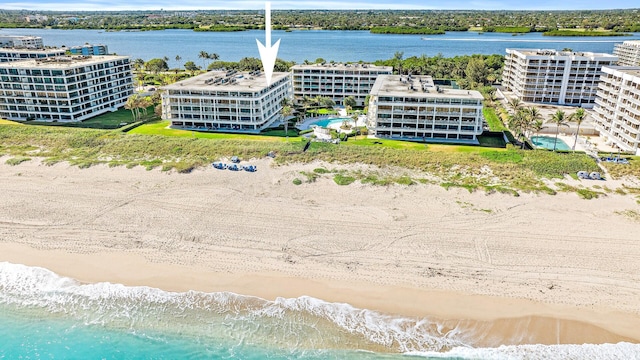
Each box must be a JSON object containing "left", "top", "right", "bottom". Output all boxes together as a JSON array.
[
  {"left": 0, "top": 28, "right": 637, "bottom": 65},
  {"left": 1, "top": 262, "right": 639, "bottom": 359}
]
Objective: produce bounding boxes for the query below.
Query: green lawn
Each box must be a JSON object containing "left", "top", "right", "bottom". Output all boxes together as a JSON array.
[
  {"left": 130, "top": 120, "right": 292, "bottom": 142},
  {"left": 21, "top": 107, "right": 150, "bottom": 130},
  {"left": 483, "top": 107, "right": 507, "bottom": 131}
]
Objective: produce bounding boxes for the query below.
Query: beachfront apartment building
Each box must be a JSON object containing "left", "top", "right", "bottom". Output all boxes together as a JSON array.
[
  {"left": 0, "top": 55, "right": 134, "bottom": 122},
  {"left": 614, "top": 40, "right": 640, "bottom": 67},
  {"left": 502, "top": 49, "right": 618, "bottom": 108},
  {"left": 0, "top": 35, "right": 44, "bottom": 49},
  {"left": 68, "top": 44, "right": 109, "bottom": 56},
  {"left": 161, "top": 70, "right": 292, "bottom": 133},
  {"left": 367, "top": 75, "right": 484, "bottom": 144},
  {"left": 592, "top": 66, "right": 640, "bottom": 155},
  {"left": 291, "top": 63, "right": 392, "bottom": 107},
  {"left": 0, "top": 47, "right": 66, "bottom": 63}
]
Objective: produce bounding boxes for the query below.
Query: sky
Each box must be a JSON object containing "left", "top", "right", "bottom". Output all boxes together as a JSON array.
[{"left": 1, "top": 0, "right": 639, "bottom": 11}]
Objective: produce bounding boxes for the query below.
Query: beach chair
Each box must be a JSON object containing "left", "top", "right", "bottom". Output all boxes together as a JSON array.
[
  {"left": 577, "top": 171, "right": 589, "bottom": 179},
  {"left": 589, "top": 172, "right": 601, "bottom": 180},
  {"left": 231, "top": 156, "right": 240, "bottom": 163}
]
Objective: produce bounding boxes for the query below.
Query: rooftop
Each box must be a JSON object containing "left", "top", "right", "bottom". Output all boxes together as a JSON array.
[
  {"left": 507, "top": 48, "right": 618, "bottom": 59},
  {"left": 603, "top": 66, "right": 640, "bottom": 78},
  {"left": 0, "top": 55, "right": 130, "bottom": 69},
  {"left": 0, "top": 47, "right": 65, "bottom": 53},
  {"left": 162, "top": 70, "right": 290, "bottom": 92},
  {"left": 292, "top": 63, "right": 392, "bottom": 71},
  {"left": 371, "top": 75, "right": 484, "bottom": 100}
]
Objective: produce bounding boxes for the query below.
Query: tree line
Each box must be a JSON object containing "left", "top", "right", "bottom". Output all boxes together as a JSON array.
[{"left": 1, "top": 9, "right": 639, "bottom": 32}]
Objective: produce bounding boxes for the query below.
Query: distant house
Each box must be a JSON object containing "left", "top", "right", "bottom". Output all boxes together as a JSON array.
[
  {"left": 292, "top": 63, "right": 392, "bottom": 107},
  {"left": 0, "top": 47, "right": 66, "bottom": 63},
  {"left": 592, "top": 66, "right": 640, "bottom": 155},
  {"left": 68, "top": 44, "right": 109, "bottom": 56},
  {"left": 614, "top": 40, "right": 640, "bottom": 67},
  {"left": 161, "top": 70, "right": 292, "bottom": 133},
  {"left": 502, "top": 48, "right": 618, "bottom": 108},
  {"left": 0, "top": 55, "right": 134, "bottom": 122},
  {"left": 0, "top": 35, "right": 44, "bottom": 49},
  {"left": 367, "top": 75, "right": 484, "bottom": 144}
]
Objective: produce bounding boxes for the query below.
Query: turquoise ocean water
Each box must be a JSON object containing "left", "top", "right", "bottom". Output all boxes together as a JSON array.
[{"left": 1, "top": 262, "right": 639, "bottom": 359}]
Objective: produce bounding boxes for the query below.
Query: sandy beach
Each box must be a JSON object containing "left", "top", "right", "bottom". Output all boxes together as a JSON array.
[{"left": 1, "top": 156, "right": 640, "bottom": 347}]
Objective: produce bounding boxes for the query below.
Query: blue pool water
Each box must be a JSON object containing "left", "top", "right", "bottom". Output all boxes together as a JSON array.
[
  {"left": 311, "top": 117, "right": 353, "bottom": 128},
  {"left": 531, "top": 136, "right": 571, "bottom": 151}
]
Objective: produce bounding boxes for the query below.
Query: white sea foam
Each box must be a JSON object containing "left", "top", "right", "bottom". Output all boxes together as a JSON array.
[
  {"left": 1, "top": 261, "right": 639, "bottom": 358},
  {"left": 407, "top": 342, "right": 640, "bottom": 359}
]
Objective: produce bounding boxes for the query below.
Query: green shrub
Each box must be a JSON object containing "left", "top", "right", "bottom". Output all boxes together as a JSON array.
[
  {"left": 333, "top": 174, "right": 356, "bottom": 185},
  {"left": 5, "top": 156, "right": 31, "bottom": 166},
  {"left": 292, "top": 178, "right": 302, "bottom": 185},
  {"left": 313, "top": 167, "right": 330, "bottom": 174}
]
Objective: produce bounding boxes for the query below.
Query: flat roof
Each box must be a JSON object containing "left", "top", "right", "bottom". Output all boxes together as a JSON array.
[
  {"left": 603, "top": 66, "right": 640, "bottom": 78},
  {"left": 371, "top": 75, "right": 484, "bottom": 100},
  {"left": 162, "top": 70, "right": 290, "bottom": 92},
  {"left": 292, "top": 63, "right": 392, "bottom": 71},
  {"left": 507, "top": 48, "right": 617, "bottom": 59},
  {"left": 0, "top": 48, "right": 65, "bottom": 54},
  {"left": 0, "top": 55, "right": 130, "bottom": 69}
]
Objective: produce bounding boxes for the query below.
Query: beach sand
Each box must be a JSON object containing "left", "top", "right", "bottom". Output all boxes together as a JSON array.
[{"left": 1, "top": 157, "right": 640, "bottom": 347}]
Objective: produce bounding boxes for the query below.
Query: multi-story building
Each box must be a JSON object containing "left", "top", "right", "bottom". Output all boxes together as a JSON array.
[
  {"left": 0, "top": 47, "right": 66, "bottom": 63},
  {"left": 161, "top": 70, "right": 292, "bottom": 133},
  {"left": 614, "top": 40, "right": 640, "bottom": 67},
  {"left": 0, "top": 35, "right": 44, "bottom": 49},
  {"left": 592, "top": 66, "right": 640, "bottom": 155},
  {"left": 0, "top": 55, "right": 134, "bottom": 122},
  {"left": 68, "top": 44, "right": 109, "bottom": 56},
  {"left": 367, "top": 75, "right": 484, "bottom": 144},
  {"left": 502, "top": 48, "right": 618, "bottom": 108},
  {"left": 292, "top": 63, "right": 392, "bottom": 107}
]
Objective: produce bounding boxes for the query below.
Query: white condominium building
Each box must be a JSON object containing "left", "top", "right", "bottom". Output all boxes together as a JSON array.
[
  {"left": 614, "top": 40, "right": 640, "bottom": 67},
  {"left": 161, "top": 70, "right": 292, "bottom": 133},
  {"left": 0, "top": 35, "right": 44, "bottom": 49},
  {"left": 502, "top": 49, "right": 618, "bottom": 108},
  {"left": 592, "top": 66, "right": 640, "bottom": 155},
  {"left": 292, "top": 63, "right": 392, "bottom": 107},
  {"left": 367, "top": 75, "right": 484, "bottom": 144},
  {"left": 0, "top": 47, "right": 66, "bottom": 62},
  {"left": 0, "top": 55, "right": 134, "bottom": 122}
]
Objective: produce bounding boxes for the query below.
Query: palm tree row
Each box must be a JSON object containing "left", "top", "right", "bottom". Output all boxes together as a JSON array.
[
  {"left": 124, "top": 94, "right": 154, "bottom": 122},
  {"left": 198, "top": 51, "right": 220, "bottom": 69},
  {"left": 506, "top": 97, "right": 588, "bottom": 152}
]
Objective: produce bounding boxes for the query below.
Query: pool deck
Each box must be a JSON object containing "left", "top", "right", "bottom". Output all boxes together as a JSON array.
[{"left": 296, "top": 107, "right": 366, "bottom": 131}]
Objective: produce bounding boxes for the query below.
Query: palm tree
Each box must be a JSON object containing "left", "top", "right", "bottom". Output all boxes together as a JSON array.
[
  {"left": 570, "top": 108, "right": 587, "bottom": 151},
  {"left": 393, "top": 51, "right": 404, "bottom": 75},
  {"left": 531, "top": 119, "right": 546, "bottom": 142},
  {"left": 507, "top": 97, "right": 522, "bottom": 115},
  {"left": 549, "top": 110, "right": 570, "bottom": 151},
  {"left": 280, "top": 98, "right": 294, "bottom": 140},
  {"left": 175, "top": 55, "right": 182, "bottom": 63},
  {"left": 198, "top": 50, "right": 209, "bottom": 68}
]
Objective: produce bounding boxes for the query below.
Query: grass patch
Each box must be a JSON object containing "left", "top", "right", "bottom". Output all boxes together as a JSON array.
[
  {"left": 5, "top": 156, "right": 31, "bottom": 165},
  {"left": 394, "top": 176, "right": 415, "bottom": 186},
  {"left": 300, "top": 171, "right": 319, "bottom": 183},
  {"left": 292, "top": 178, "right": 303, "bottom": 185},
  {"left": 482, "top": 107, "right": 507, "bottom": 131},
  {"left": 130, "top": 120, "right": 289, "bottom": 142},
  {"left": 313, "top": 167, "right": 331, "bottom": 174},
  {"left": 441, "top": 182, "right": 479, "bottom": 193},
  {"left": 615, "top": 209, "right": 640, "bottom": 221},
  {"left": 333, "top": 174, "right": 356, "bottom": 185},
  {"left": 22, "top": 107, "right": 154, "bottom": 130}
]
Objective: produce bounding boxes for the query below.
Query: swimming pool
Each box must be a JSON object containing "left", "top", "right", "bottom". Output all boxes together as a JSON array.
[
  {"left": 531, "top": 136, "right": 571, "bottom": 151},
  {"left": 310, "top": 117, "right": 353, "bottom": 128}
]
